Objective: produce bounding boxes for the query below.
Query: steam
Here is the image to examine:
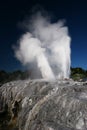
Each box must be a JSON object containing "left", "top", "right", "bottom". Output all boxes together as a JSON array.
[{"left": 15, "top": 12, "right": 71, "bottom": 80}]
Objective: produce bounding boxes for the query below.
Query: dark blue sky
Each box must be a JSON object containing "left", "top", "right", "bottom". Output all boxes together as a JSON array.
[{"left": 0, "top": 0, "right": 87, "bottom": 71}]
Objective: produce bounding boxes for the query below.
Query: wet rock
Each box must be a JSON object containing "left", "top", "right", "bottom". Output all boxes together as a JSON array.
[{"left": 0, "top": 79, "right": 87, "bottom": 130}]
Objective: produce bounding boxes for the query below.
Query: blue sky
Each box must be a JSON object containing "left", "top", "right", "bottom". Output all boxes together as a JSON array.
[{"left": 0, "top": 0, "right": 87, "bottom": 71}]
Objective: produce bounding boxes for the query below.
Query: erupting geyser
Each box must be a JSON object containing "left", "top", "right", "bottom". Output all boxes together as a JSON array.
[{"left": 14, "top": 12, "right": 71, "bottom": 80}]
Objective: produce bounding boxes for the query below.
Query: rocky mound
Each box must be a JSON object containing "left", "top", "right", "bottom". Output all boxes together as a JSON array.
[{"left": 0, "top": 79, "right": 87, "bottom": 130}]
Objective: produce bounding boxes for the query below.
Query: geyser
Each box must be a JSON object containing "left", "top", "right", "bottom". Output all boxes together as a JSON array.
[{"left": 14, "top": 12, "right": 71, "bottom": 80}]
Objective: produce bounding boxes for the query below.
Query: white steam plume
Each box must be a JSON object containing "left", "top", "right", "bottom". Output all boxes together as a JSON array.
[{"left": 15, "top": 12, "right": 71, "bottom": 80}]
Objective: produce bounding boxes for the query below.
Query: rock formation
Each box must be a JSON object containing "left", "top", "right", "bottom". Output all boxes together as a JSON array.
[{"left": 0, "top": 79, "right": 87, "bottom": 130}]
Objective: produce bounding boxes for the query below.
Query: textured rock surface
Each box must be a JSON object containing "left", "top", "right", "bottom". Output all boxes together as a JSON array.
[{"left": 0, "top": 79, "right": 87, "bottom": 130}]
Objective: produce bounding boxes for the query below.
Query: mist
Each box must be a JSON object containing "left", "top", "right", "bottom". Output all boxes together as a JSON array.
[{"left": 14, "top": 12, "right": 71, "bottom": 80}]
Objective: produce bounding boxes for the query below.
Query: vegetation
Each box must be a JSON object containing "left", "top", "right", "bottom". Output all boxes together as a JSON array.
[
  {"left": 71, "top": 67, "right": 87, "bottom": 81},
  {"left": 0, "top": 67, "right": 87, "bottom": 86},
  {"left": 0, "top": 70, "right": 31, "bottom": 86}
]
